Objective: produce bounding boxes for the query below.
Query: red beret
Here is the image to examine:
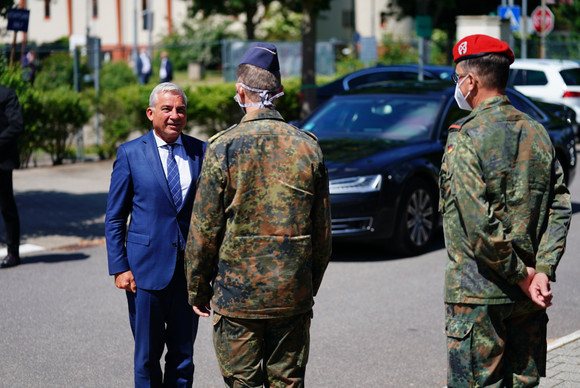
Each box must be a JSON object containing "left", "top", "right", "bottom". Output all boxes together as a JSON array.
[{"left": 453, "top": 34, "right": 514, "bottom": 64}]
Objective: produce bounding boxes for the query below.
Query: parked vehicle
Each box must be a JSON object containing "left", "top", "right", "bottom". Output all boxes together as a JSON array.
[
  {"left": 315, "top": 64, "right": 454, "bottom": 107},
  {"left": 298, "top": 80, "right": 577, "bottom": 256},
  {"left": 508, "top": 59, "right": 580, "bottom": 133}
]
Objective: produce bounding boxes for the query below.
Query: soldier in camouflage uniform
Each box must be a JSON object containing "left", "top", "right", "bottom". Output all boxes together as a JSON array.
[
  {"left": 439, "top": 34, "right": 572, "bottom": 387},
  {"left": 184, "top": 42, "right": 332, "bottom": 387}
]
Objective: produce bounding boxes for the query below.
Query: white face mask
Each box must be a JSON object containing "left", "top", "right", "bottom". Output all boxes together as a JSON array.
[{"left": 454, "top": 75, "right": 472, "bottom": 111}]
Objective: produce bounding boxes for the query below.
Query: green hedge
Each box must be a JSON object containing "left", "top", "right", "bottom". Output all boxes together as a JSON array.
[{"left": 98, "top": 77, "right": 302, "bottom": 157}]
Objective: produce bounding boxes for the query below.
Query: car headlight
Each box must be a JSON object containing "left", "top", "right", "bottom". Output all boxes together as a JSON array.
[{"left": 329, "top": 174, "right": 383, "bottom": 194}]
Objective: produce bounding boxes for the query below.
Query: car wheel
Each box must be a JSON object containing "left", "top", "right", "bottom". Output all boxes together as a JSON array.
[{"left": 392, "top": 178, "right": 437, "bottom": 256}]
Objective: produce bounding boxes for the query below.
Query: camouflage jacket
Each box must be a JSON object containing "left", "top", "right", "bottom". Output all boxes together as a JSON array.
[
  {"left": 185, "top": 109, "right": 332, "bottom": 319},
  {"left": 439, "top": 96, "right": 571, "bottom": 304}
]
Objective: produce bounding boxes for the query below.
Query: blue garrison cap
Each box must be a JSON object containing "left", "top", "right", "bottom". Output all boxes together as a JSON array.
[{"left": 239, "top": 42, "right": 280, "bottom": 73}]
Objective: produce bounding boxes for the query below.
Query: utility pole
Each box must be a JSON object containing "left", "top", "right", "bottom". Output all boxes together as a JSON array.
[
  {"left": 133, "top": 0, "right": 138, "bottom": 74},
  {"left": 540, "top": 0, "right": 546, "bottom": 59},
  {"left": 522, "top": 0, "right": 527, "bottom": 59}
]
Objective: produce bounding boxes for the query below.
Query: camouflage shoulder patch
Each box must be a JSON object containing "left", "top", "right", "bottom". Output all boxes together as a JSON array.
[{"left": 209, "top": 124, "right": 238, "bottom": 143}]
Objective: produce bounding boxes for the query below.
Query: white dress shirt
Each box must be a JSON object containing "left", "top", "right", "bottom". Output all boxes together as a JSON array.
[{"left": 153, "top": 132, "right": 192, "bottom": 203}]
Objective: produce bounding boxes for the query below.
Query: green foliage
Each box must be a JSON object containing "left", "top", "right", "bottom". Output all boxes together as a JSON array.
[
  {"left": 34, "top": 52, "right": 90, "bottom": 91},
  {"left": 187, "top": 82, "right": 242, "bottom": 137},
  {"left": 0, "top": 60, "right": 44, "bottom": 167},
  {"left": 36, "top": 87, "right": 92, "bottom": 165},
  {"left": 379, "top": 35, "right": 418, "bottom": 65},
  {"left": 276, "top": 77, "right": 301, "bottom": 122},
  {"left": 0, "top": 0, "right": 15, "bottom": 17},
  {"left": 160, "top": 16, "right": 242, "bottom": 71},
  {"left": 98, "top": 78, "right": 302, "bottom": 156},
  {"left": 99, "top": 84, "right": 151, "bottom": 159},
  {"left": 256, "top": 2, "right": 302, "bottom": 41},
  {"left": 100, "top": 60, "right": 137, "bottom": 91}
]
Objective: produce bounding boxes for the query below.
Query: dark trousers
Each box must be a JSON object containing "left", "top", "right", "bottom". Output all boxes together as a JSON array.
[
  {"left": 0, "top": 169, "right": 20, "bottom": 256},
  {"left": 126, "top": 259, "right": 199, "bottom": 388}
]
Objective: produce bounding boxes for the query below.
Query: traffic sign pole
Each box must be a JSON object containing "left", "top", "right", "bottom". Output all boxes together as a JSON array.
[{"left": 541, "top": 0, "right": 546, "bottom": 58}]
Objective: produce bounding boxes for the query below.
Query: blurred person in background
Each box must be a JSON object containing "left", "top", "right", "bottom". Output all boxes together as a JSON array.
[
  {"left": 159, "top": 51, "right": 173, "bottom": 83},
  {"left": 136, "top": 48, "right": 152, "bottom": 85}
]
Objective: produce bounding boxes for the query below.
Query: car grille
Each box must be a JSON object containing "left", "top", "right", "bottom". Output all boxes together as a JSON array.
[{"left": 331, "top": 217, "right": 374, "bottom": 235}]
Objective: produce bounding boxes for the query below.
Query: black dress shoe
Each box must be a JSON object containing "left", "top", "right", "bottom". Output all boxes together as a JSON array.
[{"left": 0, "top": 253, "right": 20, "bottom": 268}]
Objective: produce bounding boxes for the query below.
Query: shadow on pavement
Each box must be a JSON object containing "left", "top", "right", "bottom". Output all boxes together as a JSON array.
[
  {"left": 19, "top": 252, "right": 91, "bottom": 265},
  {"left": 331, "top": 230, "right": 446, "bottom": 262},
  {"left": 0, "top": 191, "right": 108, "bottom": 241}
]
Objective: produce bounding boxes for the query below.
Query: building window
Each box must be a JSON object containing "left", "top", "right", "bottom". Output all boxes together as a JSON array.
[
  {"left": 92, "top": 0, "right": 98, "bottom": 18},
  {"left": 44, "top": 0, "right": 50, "bottom": 19},
  {"left": 342, "top": 9, "right": 353, "bottom": 29}
]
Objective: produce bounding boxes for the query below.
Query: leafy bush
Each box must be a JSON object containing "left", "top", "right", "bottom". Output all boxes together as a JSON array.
[
  {"left": 99, "top": 84, "right": 151, "bottom": 158},
  {"left": 36, "top": 87, "right": 92, "bottom": 165},
  {"left": 98, "top": 78, "right": 302, "bottom": 156},
  {"left": 34, "top": 52, "right": 76, "bottom": 91},
  {"left": 160, "top": 16, "right": 242, "bottom": 71},
  {"left": 100, "top": 60, "right": 138, "bottom": 91},
  {"left": 0, "top": 62, "right": 43, "bottom": 167}
]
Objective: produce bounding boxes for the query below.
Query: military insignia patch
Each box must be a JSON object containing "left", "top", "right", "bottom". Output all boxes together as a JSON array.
[{"left": 447, "top": 145, "right": 454, "bottom": 154}]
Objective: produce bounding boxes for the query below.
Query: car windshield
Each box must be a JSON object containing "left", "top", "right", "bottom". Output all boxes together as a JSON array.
[
  {"left": 302, "top": 95, "right": 442, "bottom": 141},
  {"left": 560, "top": 68, "right": 580, "bottom": 86}
]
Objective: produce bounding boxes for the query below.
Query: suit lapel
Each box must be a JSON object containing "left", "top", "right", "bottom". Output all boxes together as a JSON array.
[
  {"left": 182, "top": 135, "right": 197, "bottom": 204},
  {"left": 143, "top": 130, "right": 175, "bottom": 206}
]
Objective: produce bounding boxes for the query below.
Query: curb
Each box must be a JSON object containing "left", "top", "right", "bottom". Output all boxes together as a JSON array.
[{"left": 547, "top": 329, "right": 580, "bottom": 352}]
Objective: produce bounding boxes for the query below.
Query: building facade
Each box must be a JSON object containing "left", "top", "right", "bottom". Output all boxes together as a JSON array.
[{"left": 0, "top": 0, "right": 189, "bottom": 61}]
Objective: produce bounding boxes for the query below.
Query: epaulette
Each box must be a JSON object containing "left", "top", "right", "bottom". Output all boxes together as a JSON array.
[
  {"left": 448, "top": 115, "right": 474, "bottom": 133},
  {"left": 208, "top": 123, "right": 237, "bottom": 143},
  {"left": 286, "top": 120, "right": 318, "bottom": 141},
  {"left": 301, "top": 129, "right": 318, "bottom": 141}
]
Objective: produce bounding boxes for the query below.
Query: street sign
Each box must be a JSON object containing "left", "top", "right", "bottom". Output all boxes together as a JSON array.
[
  {"left": 7, "top": 8, "right": 30, "bottom": 32},
  {"left": 532, "top": 6, "right": 555, "bottom": 35},
  {"left": 416, "top": 15, "right": 432, "bottom": 38},
  {"left": 498, "top": 6, "right": 521, "bottom": 31}
]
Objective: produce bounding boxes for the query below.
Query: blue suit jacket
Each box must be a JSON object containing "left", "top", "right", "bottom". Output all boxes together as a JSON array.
[{"left": 105, "top": 130, "right": 206, "bottom": 290}]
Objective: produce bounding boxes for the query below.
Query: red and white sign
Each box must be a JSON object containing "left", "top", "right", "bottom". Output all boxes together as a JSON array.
[{"left": 532, "top": 6, "right": 555, "bottom": 35}]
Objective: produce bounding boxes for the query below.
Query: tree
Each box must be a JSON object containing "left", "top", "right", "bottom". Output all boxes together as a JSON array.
[
  {"left": 188, "top": 0, "right": 275, "bottom": 40},
  {"left": 0, "top": 0, "right": 16, "bottom": 18},
  {"left": 284, "top": 0, "right": 331, "bottom": 118},
  {"left": 187, "top": 0, "right": 331, "bottom": 118},
  {"left": 386, "top": 1, "right": 502, "bottom": 63}
]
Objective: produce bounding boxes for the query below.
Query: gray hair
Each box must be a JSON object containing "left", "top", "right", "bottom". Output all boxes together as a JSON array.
[{"left": 149, "top": 82, "right": 187, "bottom": 108}]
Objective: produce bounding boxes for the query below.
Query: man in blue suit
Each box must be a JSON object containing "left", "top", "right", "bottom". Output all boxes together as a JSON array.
[{"left": 105, "top": 82, "right": 206, "bottom": 387}]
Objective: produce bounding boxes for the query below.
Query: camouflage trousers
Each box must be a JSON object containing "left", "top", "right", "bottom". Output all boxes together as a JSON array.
[
  {"left": 212, "top": 311, "right": 312, "bottom": 388},
  {"left": 445, "top": 302, "right": 548, "bottom": 388}
]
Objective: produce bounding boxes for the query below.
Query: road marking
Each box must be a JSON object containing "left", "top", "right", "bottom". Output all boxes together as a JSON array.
[{"left": 0, "top": 243, "right": 44, "bottom": 256}]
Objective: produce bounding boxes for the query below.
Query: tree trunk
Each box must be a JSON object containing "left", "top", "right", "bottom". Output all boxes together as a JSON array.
[
  {"left": 245, "top": 4, "right": 257, "bottom": 40},
  {"left": 300, "top": 0, "right": 317, "bottom": 119}
]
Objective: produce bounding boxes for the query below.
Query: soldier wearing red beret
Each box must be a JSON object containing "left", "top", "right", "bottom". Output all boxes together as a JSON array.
[{"left": 440, "top": 34, "right": 572, "bottom": 386}]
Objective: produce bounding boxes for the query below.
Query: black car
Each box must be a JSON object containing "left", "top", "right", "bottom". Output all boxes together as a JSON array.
[
  {"left": 299, "top": 80, "right": 577, "bottom": 256},
  {"left": 316, "top": 64, "right": 454, "bottom": 107}
]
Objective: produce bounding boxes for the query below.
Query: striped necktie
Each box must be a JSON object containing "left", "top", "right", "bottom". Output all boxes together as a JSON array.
[{"left": 166, "top": 143, "right": 182, "bottom": 208}]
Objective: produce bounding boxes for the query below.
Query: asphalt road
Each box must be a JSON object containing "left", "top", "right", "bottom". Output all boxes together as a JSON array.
[{"left": 1, "top": 158, "right": 579, "bottom": 387}]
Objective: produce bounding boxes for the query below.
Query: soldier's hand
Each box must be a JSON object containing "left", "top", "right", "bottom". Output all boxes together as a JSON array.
[
  {"left": 529, "top": 273, "right": 553, "bottom": 308},
  {"left": 517, "top": 267, "right": 536, "bottom": 300},
  {"left": 193, "top": 304, "right": 211, "bottom": 317}
]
